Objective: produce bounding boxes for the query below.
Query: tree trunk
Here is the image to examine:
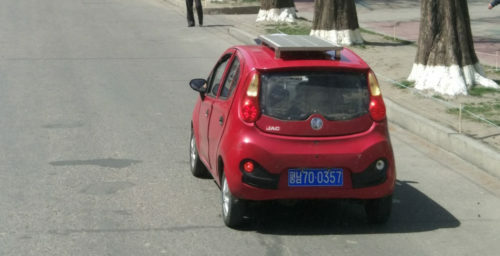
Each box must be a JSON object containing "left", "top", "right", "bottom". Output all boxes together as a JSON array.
[
  {"left": 310, "top": 0, "right": 363, "bottom": 46},
  {"left": 408, "top": 0, "right": 498, "bottom": 96},
  {"left": 256, "top": 0, "right": 296, "bottom": 23}
]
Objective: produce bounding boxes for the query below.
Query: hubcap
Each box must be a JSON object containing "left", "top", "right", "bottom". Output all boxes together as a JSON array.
[
  {"left": 222, "top": 177, "right": 230, "bottom": 217},
  {"left": 190, "top": 135, "right": 196, "bottom": 169}
]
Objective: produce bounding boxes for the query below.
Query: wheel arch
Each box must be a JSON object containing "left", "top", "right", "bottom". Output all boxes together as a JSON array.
[{"left": 217, "top": 155, "right": 224, "bottom": 186}]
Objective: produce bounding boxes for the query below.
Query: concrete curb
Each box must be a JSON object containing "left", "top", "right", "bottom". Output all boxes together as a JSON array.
[
  {"left": 228, "top": 27, "right": 257, "bottom": 45},
  {"left": 227, "top": 27, "right": 500, "bottom": 179},
  {"left": 205, "top": 6, "right": 260, "bottom": 15},
  {"left": 385, "top": 99, "right": 500, "bottom": 179}
]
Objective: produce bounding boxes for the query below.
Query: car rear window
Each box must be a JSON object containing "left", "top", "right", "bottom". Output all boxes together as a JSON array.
[{"left": 260, "top": 71, "right": 369, "bottom": 121}]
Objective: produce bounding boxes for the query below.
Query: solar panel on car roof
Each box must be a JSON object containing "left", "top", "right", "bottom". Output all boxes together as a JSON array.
[{"left": 259, "top": 34, "right": 343, "bottom": 59}]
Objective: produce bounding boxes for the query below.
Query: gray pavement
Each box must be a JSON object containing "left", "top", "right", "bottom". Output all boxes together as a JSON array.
[{"left": 1, "top": 0, "right": 500, "bottom": 255}]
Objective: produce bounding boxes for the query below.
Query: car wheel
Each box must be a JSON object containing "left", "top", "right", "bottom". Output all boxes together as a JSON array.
[
  {"left": 365, "top": 195, "right": 392, "bottom": 224},
  {"left": 221, "top": 172, "right": 247, "bottom": 228},
  {"left": 190, "top": 129, "right": 209, "bottom": 178}
]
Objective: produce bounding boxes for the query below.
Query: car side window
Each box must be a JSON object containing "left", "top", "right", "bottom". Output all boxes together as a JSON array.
[
  {"left": 220, "top": 57, "right": 240, "bottom": 99},
  {"left": 207, "top": 54, "right": 232, "bottom": 97}
]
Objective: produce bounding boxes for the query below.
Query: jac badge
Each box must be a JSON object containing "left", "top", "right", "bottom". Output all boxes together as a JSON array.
[{"left": 311, "top": 117, "right": 323, "bottom": 131}]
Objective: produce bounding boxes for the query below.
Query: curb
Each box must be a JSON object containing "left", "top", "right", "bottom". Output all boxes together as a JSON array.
[
  {"left": 385, "top": 99, "right": 500, "bottom": 179},
  {"left": 228, "top": 27, "right": 257, "bottom": 45},
  {"left": 205, "top": 6, "right": 260, "bottom": 15},
  {"left": 227, "top": 27, "right": 500, "bottom": 179},
  {"left": 228, "top": 27, "right": 256, "bottom": 45}
]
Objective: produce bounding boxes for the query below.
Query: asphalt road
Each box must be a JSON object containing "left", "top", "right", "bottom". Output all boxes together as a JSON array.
[{"left": 1, "top": 0, "right": 499, "bottom": 255}]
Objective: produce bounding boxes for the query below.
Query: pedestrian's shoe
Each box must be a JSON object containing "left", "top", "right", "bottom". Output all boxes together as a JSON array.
[
  {"left": 188, "top": 21, "right": 195, "bottom": 27},
  {"left": 196, "top": 7, "right": 203, "bottom": 27}
]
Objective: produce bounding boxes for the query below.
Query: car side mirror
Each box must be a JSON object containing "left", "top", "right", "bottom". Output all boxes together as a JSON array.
[{"left": 190, "top": 79, "right": 208, "bottom": 93}]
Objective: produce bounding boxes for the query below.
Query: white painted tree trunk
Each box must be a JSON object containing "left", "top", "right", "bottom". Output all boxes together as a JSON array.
[
  {"left": 310, "top": 28, "right": 363, "bottom": 46},
  {"left": 256, "top": 7, "right": 296, "bottom": 23},
  {"left": 409, "top": 0, "right": 498, "bottom": 96},
  {"left": 408, "top": 63, "right": 499, "bottom": 96}
]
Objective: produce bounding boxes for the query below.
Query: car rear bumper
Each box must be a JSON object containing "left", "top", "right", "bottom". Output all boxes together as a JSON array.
[
  {"left": 236, "top": 178, "right": 394, "bottom": 200},
  {"left": 220, "top": 122, "right": 396, "bottom": 201}
]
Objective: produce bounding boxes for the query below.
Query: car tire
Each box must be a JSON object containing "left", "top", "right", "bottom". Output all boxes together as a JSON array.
[
  {"left": 190, "top": 129, "right": 209, "bottom": 178},
  {"left": 221, "top": 172, "right": 247, "bottom": 228},
  {"left": 365, "top": 195, "right": 392, "bottom": 224}
]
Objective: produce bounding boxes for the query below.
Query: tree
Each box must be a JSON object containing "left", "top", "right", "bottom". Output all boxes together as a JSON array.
[
  {"left": 256, "top": 0, "right": 296, "bottom": 23},
  {"left": 408, "top": 0, "right": 498, "bottom": 96},
  {"left": 310, "top": 0, "right": 363, "bottom": 46}
]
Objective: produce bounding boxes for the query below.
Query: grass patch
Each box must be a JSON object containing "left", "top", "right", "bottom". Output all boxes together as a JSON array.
[
  {"left": 393, "top": 80, "right": 414, "bottom": 89},
  {"left": 446, "top": 108, "right": 459, "bottom": 115},
  {"left": 468, "top": 87, "right": 500, "bottom": 97},
  {"left": 463, "top": 103, "right": 495, "bottom": 114},
  {"left": 359, "top": 27, "right": 413, "bottom": 45},
  {"left": 494, "top": 103, "right": 500, "bottom": 110},
  {"left": 432, "top": 94, "right": 446, "bottom": 100},
  {"left": 484, "top": 64, "right": 500, "bottom": 73},
  {"left": 265, "top": 24, "right": 311, "bottom": 35},
  {"left": 447, "top": 102, "right": 500, "bottom": 126},
  {"left": 381, "top": 35, "right": 413, "bottom": 45},
  {"left": 359, "top": 27, "right": 378, "bottom": 36}
]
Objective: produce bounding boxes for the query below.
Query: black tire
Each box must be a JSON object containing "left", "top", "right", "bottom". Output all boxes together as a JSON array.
[
  {"left": 189, "top": 129, "right": 209, "bottom": 178},
  {"left": 221, "top": 173, "right": 247, "bottom": 228},
  {"left": 365, "top": 195, "right": 392, "bottom": 224}
]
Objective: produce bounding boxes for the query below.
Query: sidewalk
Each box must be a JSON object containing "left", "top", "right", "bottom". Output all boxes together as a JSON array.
[{"left": 164, "top": 0, "right": 500, "bottom": 179}]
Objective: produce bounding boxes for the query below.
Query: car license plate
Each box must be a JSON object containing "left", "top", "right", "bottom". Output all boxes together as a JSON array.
[{"left": 288, "top": 168, "right": 343, "bottom": 187}]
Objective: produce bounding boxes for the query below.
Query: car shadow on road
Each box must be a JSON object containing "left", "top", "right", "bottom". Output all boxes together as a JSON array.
[{"left": 247, "top": 180, "right": 460, "bottom": 235}]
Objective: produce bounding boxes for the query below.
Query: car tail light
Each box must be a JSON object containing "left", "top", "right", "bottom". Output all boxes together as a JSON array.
[
  {"left": 243, "top": 161, "right": 254, "bottom": 173},
  {"left": 239, "top": 160, "right": 280, "bottom": 189},
  {"left": 368, "top": 71, "right": 386, "bottom": 122},
  {"left": 240, "top": 72, "right": 261, "bottom": 123}
]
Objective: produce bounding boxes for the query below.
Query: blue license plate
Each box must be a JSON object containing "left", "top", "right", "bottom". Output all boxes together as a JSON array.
[{"left": 288, "top": 168, "right": 343, "bottom": 187}]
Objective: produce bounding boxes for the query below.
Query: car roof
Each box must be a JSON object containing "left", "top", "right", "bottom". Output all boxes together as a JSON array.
[{"left": 234, "top": 44, "right": 370, "bottom": 72}]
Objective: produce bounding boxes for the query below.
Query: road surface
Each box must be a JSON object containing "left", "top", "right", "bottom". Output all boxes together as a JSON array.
[{"left": 0, "top": 0, "right": 499, "bottom": 255}]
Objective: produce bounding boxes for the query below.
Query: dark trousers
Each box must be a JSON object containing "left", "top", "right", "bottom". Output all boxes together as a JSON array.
[{"left": 186, "top": 0, "right": 203, "bottom": 26}]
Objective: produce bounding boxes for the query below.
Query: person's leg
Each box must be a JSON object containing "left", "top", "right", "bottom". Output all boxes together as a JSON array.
[
  {"left": 194, "top": 0, "right": 203, "bottom": 26},
  {"left": 186, "top": 0, "right": 195, "bottom": 27}
]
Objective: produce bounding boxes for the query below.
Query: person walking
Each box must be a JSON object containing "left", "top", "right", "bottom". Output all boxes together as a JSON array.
[
  {"left": 488, "top": 0, "right": 500, "bottom": 9},
  {"left": 186, "top": 0, "right": 203, "bottom": 27}
]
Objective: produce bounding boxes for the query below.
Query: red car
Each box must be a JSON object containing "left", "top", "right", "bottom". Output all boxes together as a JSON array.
[{"left": 189, "top": 35, "right": 395, "bottom": 228}]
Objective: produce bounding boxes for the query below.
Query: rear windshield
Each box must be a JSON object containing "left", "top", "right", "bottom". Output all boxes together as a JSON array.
[{"left": 260, "top": 71, "right": 369, "bottom": 121}]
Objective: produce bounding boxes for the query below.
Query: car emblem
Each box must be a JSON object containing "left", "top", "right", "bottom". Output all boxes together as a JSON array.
[{"left": 310, "top": 117, "right": 323, "bottom": 130}]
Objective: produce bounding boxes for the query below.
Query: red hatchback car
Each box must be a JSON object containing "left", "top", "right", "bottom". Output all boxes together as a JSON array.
[{"left": 189, "top": 35, "right": 396, "bottom": 228}]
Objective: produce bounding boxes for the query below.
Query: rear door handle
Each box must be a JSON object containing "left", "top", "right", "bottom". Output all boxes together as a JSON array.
[
  {"left": 205, "top": 109, "right": 209, "bottom": 117},
  {"left": 219, "top": 116, "right": 224, "bottom": 126}
]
